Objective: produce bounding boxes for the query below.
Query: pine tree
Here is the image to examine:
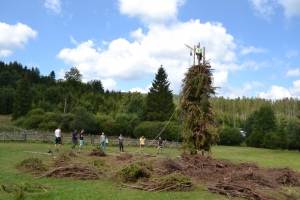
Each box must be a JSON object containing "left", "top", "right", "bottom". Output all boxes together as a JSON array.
[
  {"left": 12, "top": 75, "right": 32, "bottom": 120},
  {"left": 146, "top": 65, "right": 175, "bottom": 121},
  {"left": 180, "top": 61, "right": 218, "bottom": 154}
]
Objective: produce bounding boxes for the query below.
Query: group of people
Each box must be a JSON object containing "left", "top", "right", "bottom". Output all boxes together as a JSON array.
[
  {"left": 139, "top": 135, "right": 165, "bottom": 154},
  {"left": 54, "top": 126, "right": 165, "bottom": 154}
]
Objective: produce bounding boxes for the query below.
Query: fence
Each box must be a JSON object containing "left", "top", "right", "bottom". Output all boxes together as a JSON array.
[{"left": 0, "top": 131, "right": 181, "bottom": 148}]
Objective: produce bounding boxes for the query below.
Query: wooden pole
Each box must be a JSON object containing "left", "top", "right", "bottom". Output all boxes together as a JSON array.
[
  {"left": 203, "top": 46, "right": 205, "bottom": 65},
  {"left": 198, "top": 42, "right": 201, "bottom": 65},
  {"left": 193, "top": 45, "right": 196, "bottom": 66}
]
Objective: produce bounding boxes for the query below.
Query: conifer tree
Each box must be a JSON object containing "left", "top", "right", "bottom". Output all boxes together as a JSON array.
[
  {"left": 180, "top": 61, "right": 218, "bottom": 154},
  {"left": 12, "top": 75, "right": 32, "bottom": 120},
  {"left": 146, "top": 65, "right": 175, "bottom": 121}
]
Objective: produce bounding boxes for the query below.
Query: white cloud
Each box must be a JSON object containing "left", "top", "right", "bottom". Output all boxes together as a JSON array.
[
  {"left": 240, "top": 46, "right": 268, "bottom": 55},
  {"left": 0, "top": 22, "right": 37, "bottom": 57},
  {"left": 129, "top": 87, "right": 147, "bottom": 93},
  {"left": 241, "top": 60, "right": 269, "bottom": 71},
  {"left": 258, "top": 85, "right": 291, "bottom": 99},
  {"left": 249, "top": 0, "right": 275, "bottom": 20},
  {"left": 277, "top": 0, "right": 300, "bottom": 19},
  {"left": 213, "top": 71, "right": 228, "bottom": 87},
  {"left": 118, "top": 0, "right": 185, "bottom": 25},
  {"left": 290, "top": 80, "right": 300, "bottom": 96},
  {"left": 249, "top": 0, "right": 300, "bottom": 20},
  {"left": 286, "top": 68, "right": 300, "bottom": 77},
  {"left": 101, "top": 78, "right": 117, "bottom": 91},
  {"left": 44, "top": 0, "right": 61, "bottom": 14},
  {"left": 57, "top": 19, "right": 238, "bottom": 93},
  {"left": 70, "top": 36, "right": 78, "bottom": 45},
  {"left": 286, "top": 50, "right": 298, "bottom": 58},
  {"left": 58, "top": 68, "right": 65, "bottom": 79}
]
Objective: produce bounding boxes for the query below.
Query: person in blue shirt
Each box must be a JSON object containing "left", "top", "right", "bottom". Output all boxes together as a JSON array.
[
  {"left": 118, "top": 134, "right": 124, "bottom": 152},
  {"left": 71, "top": 129, "right": 78, "bottom": 149}
]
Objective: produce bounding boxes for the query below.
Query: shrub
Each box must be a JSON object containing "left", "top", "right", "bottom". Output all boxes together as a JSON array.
[{"left": 218, "top": 126, "right": 244, "bottom": 146}]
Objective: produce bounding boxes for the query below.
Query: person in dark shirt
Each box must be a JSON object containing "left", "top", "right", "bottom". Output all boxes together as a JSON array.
[
  {"left": 118, "top": 134, "right": 124, "bottom": 152},
  {"left": 157, "top": 137, "right": 164, "bottom": 154},
  {"left": 79, "top": 129, "right": 84, "bottom": 150},
  {"left": 71, "top": 129, "right": 78, "bottom": 149}
]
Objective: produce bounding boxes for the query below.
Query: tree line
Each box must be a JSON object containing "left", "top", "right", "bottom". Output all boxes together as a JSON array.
[
  {"left": 0, "top": 61, "right": 177, "bottom": 141},
  {"left": 1, "top": 60, "right": 300, "bottom": 150}
]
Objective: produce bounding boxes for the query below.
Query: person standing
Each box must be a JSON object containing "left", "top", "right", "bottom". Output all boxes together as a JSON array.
[
  {"left": 79, "top": 129, "right": 84, "bottom": 150},
  {"left": 118, "top": 134, "right": 124, "bottom": 152},
  {"left": 140, "top": 135, "right": 146, "bottom": 149},
  {"left": 54, "top": 126, "right": 62, "bottom": 151},
  {"left": 71, "top": 129, "right": 78, "bottom": 149},
  {"left": 157, "top": 137, "right": 164, "bottom": 154},
  {"left": 195, "top": 45, "right": 202, "bottom": 61},
  {"left": 100, "top": 132, "right": 106, "bottom": 150}
]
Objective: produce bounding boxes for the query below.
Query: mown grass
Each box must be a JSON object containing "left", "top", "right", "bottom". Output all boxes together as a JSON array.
[{"left": 0, "top": 142, "right": 299, "bottom": 200}]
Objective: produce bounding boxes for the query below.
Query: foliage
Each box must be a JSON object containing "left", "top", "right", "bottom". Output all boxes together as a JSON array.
[
  {"left": 2, "top": 60, "right": 300, "bottom": 151},
  {"left": 133, "top": 121, "right": 180, "bottom": 141},
  {"left": 17, "top": 157, "right": 47, "bottom": 172},
  {"left": 87, "top": 79, "right": 104, "bottom": 94},
  {"left": 246, "top": 106, "right": 276, "bottom": 148},
  {"left": 118, "top": 161, "right": 152, "bottom": 182},
  {"left": 180, "top": 62, "right": 217, "bottom": 154},
  {"left": 119, "top": 92, "right": 146, "bottom": 121},
  {"left": 146, "top": 66, "right": 175, "bottom": 121},
  {"left": 115, "top": 113, "right": 140, "bottom": 137},
  {"left": 23, "top": 108, "right": 45, "bottom": 129},
  {"left": 64, "top": 67, "right": 82, "bottom": 82},
  {"left": 0, "top": 87, "right": 14, "bottom": 114},
  {"left": 69, "top": 107, "right": 97, "bottom": 133},
  {"left": 218, "top": 126, "right": 244, "bottom": 146},
  {"left": 12, "top": 77, "right": 32, "bottom": 120}
]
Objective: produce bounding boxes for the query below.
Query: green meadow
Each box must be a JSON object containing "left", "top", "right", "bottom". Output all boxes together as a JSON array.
[{"left": 0, "top": 142, "right": 299, "bottom": 200}]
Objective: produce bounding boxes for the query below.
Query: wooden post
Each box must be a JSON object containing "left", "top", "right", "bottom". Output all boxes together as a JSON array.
[
  {"left": 22, "top": 132, "right": 26, "bottom": 142},
  {"left": 198, "top": 42, "right": 201, "bottom": 65},
  {"left": 203, "top": 46, "right": 205, "bottom": 65},
  {"left": 193, "top": 45, "right": 196, "bottom": 66}
]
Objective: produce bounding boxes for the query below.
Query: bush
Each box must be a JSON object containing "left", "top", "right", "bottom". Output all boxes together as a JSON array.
[
  {"left": 133, "top": 121, "right": 180, "bottom": 141},
  {"left": 218, "top": 126, "right": 244, "bottom": 146}
]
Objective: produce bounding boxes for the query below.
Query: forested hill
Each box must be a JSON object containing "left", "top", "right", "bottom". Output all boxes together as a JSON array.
[{"left": 1, "top": 61, "right": 300, "bottom": 150}]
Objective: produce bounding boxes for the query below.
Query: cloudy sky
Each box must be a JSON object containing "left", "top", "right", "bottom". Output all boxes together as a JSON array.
[{"left": 1, "top": 0, "right": 300, "bottom": 99}]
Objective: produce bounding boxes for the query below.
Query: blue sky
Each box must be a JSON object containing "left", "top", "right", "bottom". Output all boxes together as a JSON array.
[{"left": 1, "top": 0, "right": 300, "bottom": 99}]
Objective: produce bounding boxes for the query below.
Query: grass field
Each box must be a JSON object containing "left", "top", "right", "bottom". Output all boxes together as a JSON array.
[{"left": 0, "top": 142, "right": 300, "bottom": 200}]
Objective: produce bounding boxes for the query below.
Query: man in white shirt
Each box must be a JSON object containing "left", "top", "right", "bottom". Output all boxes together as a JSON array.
[{"left": 54, "top": 126, "right": 62, "bottom": 151}]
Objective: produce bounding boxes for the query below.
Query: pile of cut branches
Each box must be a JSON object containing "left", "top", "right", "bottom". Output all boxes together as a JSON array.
[
  {"left": 40, "top": 164, "right": 101, "bottom": 180},
  {"left": 122, "top": 172, "right": 192, "bottom": 192},
  {"left": 17, "top": 157, "right": 47, "bottom": 173},
  {"left": 89, "top": 148, "right": 106, "bottom": 157}
]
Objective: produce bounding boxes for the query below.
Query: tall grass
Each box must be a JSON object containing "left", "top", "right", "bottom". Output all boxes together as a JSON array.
[{"left": 0, "top": 142, "right": 299, "bottom": 200}]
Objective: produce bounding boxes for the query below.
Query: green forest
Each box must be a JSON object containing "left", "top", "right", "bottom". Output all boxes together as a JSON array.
[{"left": 1, "top": 61, "right": 300, "bottom": 151}]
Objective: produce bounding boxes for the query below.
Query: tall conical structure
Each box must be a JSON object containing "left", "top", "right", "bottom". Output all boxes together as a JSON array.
[{"left": 180, "top": 44, "right": 218, "bottom": 154}]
